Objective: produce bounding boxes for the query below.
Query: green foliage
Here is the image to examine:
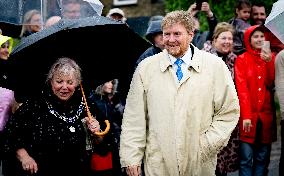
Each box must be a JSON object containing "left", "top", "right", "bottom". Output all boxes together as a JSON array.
[
  {"left": 164, "top": 0, "right": 191, "bottom": 12},
  {"left": 164, "top": 0, "right": 276, "bottom": 31}
]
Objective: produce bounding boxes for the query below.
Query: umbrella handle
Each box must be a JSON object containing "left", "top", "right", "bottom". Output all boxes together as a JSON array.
[
  {"left": 95, "top": 120, "right": 111, "bottom": 136},
  {"left": 80, "top": 82, "right": 110, "bottom": 136},
  {"left": 86, "top": 111, "right": 110, "bottom": 136}
]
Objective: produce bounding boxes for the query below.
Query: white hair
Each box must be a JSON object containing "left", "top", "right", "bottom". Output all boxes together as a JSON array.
[{"left": 47, "top": 57, "right": 81, "bottom": 86}]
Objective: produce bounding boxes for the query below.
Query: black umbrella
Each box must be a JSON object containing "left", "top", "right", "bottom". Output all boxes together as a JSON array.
[{"left": 5, "top": 15, "right": 151, "bottom": 102}]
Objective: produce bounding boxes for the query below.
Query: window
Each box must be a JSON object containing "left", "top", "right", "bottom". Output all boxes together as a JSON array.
[{"left": 113, "top": 0, "right": 138, "bottom": 6}]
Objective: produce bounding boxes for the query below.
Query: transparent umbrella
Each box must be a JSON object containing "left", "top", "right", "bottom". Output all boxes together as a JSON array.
[
  {"left": 265, "top": 0, "right": 284, "bottom": 44},
  {"left": 0, "top": 0, "right": 103, "bottom": 37}
]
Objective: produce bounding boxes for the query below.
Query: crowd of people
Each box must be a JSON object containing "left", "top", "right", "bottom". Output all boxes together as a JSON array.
[{"left": 1, "top": 0, "right": 284, "bottom": 176}]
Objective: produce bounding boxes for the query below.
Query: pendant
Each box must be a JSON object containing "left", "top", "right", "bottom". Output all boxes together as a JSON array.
[{"left": 69, "top": 126, "right": 75, "bottom": 132}]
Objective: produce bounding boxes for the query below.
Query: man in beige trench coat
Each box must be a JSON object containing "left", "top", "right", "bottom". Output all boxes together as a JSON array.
[{"left": 120, "top": 10, "right": 240, "bottom": 176}]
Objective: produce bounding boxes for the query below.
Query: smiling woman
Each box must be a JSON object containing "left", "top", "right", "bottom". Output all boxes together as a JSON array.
[
  {"left": 2, "top": 57, "right": 106, "bottom": 176},
  {"left": 0, "top": 35, "right": 13, "bottom": 61},
  {"left": 235, "top": 25, "right": 276, "bottom": 176},
  {"left": 202, "top": 22, "right": 239, "bottom": 176},
  {"left": 47, "top": 58, "right": 81, "bottom": 101}
]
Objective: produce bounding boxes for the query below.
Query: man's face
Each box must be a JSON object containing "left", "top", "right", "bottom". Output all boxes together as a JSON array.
[
  {"left": 251, "top": 6, "right": 266, "bottom": 25},
  {"left": 63, "top": 3, "right": 81, "bottom": 19},
  {"left": 163, "top": 23, "right": 193, "bottom": 58}
]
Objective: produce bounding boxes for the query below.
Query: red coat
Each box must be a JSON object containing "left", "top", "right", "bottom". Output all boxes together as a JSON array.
[{"left": 234, "top": 25, "right": 276, "bottom": 144}]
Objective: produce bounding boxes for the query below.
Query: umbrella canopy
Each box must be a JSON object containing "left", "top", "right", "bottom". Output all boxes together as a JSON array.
[
  {"left": 5, "top": 15, "right": 151, "bottom": 102},
  {"left": 0, "top": 0, "right": 104, "bottom": 37},
  {"left": 265, "top": 0, "right": 284, "bottom": 44}
]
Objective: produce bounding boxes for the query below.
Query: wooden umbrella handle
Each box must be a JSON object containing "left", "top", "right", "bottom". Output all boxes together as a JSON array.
[
  {"left": 80, "top": 82, "right": 110, "bottom": 136},
  {"left": 95, "top": 120, "right": 110, "bottom": 136}
]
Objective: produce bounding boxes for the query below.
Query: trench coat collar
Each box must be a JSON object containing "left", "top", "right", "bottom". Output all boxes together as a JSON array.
[{"left": 160, "top": 44, "right": 202, "bottom": 73}]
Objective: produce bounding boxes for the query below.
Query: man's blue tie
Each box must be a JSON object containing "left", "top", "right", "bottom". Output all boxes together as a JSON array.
[{"left": 175, "top": 59, "right": 183, "bottom": 81}]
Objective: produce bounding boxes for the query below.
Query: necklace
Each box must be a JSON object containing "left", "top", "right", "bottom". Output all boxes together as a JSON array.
[{"left": 46, "top": 99, "right": 85, "bottom": 132}]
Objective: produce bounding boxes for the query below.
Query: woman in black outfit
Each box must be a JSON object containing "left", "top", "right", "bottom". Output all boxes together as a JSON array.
[
  {"left": 89, "top": 79, "right": 125, "bottom": 176},
  {"left": 2, "top": 57, "right": 102, "bottom": 176}
]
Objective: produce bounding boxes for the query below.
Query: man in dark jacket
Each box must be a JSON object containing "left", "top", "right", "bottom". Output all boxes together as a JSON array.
[
  {"left": 188, "top": 2, "right": 218, "bottom": 49},
  {"left": 135, "top": 18, "right": 164, "bottom": 67}
]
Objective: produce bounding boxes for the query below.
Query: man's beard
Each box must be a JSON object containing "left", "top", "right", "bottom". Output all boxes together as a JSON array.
[{"left": 252, "top": 19, "right": 266, "bottom": 25}]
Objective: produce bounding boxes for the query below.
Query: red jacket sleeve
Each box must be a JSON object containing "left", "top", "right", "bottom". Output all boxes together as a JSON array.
[{"left": 234, "top": 54, "right": 252, "bottom": 119}]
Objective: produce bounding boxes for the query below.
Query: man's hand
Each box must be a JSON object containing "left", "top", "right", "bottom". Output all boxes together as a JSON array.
[{"left": 126, "top": 165, "right": 141, "bottom": 176}]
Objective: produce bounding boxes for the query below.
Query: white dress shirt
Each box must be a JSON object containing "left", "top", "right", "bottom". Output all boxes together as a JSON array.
[{"left": 169, "top": 45, "right": 192, "bottom": 81}]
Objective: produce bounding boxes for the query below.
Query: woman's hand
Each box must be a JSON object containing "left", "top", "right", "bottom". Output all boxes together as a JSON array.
[
  {"left": 86, "top": 117, "right": 101, "bottom": 134},
  {"left": 16, "top": 148, "right": 38, "bottom": 174},
  {"left": 261, "top": 46, "right": 272, "bottom": 62},
  {"left": 243, "top": 119, "right": 253, "bottom": 132}
]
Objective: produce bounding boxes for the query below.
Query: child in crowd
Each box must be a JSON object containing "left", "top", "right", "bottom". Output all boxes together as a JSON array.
[{"left": 229, "top": 0, "right": 251, "bottom": 55}]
